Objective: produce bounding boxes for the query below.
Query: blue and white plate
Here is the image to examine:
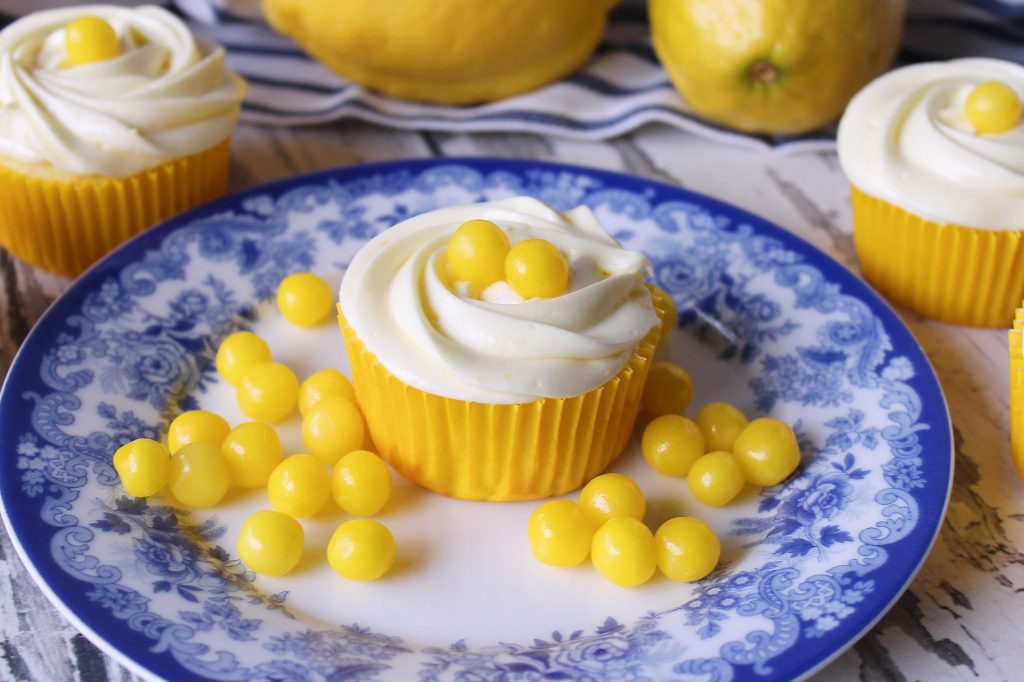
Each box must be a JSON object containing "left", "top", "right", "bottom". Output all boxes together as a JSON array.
[{"left": 0, "top": 159, "right": 952, "bottom": 682}]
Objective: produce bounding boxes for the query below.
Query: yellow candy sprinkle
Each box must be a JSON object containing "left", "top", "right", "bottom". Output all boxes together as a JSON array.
[
  {"left": 687, "top": 450, "right": 745, "bottom": 507},
  {"left": 237, "top": 510, "right": 304, "bottom": 577},
  {"left": 216, "top": 331, "right": 272, "bottom": 387},
  {"left": 298, "top": 368, "right": 355, "bottom": 417},
  {"left": 64, "top": 16, "right": 120, "bottom": 67},
  {"left": 221, "top": 422, "right": 283, "bottom": 489},
  {"left": 332, "top": 449, "right": 391, "bottom": 516},
  {"left": 965, "top": 80, "right": 1022, "bottom": 135},
  {"left": 591, "top": 517, "right": 657, "bottom": 588},
  {"left": 447, "top": 219, "right": 510, "bottom": 291},
  {"left": 112, "top": 438, "right": 170, "bottom": 498},
  {"left": 327, "top": 519, "right": 396, "bottom": 581},
  {"left": 302, "top": 395, "right": 365, "bottom": 466},
  {"left": 505, "top": 238, "right": 569, "bottom": 299},
  {"left": 732, "top": 417, "right": 801, "bottom": 487},
  {"left": 655, "top": 517, "right": 720, "bottom": 582},
  {"left": 578, "top": 473, "right": 646, "bottom": 528},
  {"left": 167, "top": 410, "right": 230, "bottom": 454},
  {"left": 168, "top": 442, "right": 231, "bottom": 508},
  {"left": 267, "top": 453, "right": 330, "bottom": 518},
  {"left": 277, "top": 273, "right": 334, "bottom": 327},
  {"left": 642, "top": 361, "right": 694, "bottom": 417},
  {"left": 527, "top": 499, "right": 593, "bottom": 567},
  {"left": 237, "top": 362, "right": 299, "bottom": 423}
]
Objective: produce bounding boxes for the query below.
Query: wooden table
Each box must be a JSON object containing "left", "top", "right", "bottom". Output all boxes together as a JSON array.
[{"left": 0, "top": 121, "right": 1018, "bottom": 681}]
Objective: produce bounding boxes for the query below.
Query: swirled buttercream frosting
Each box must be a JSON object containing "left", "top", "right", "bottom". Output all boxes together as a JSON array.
[
  {"left": 339, "top": 197, "right": 660, "bottom": 404},
  {"left": 0, "top": 4, "right": 246, "bottom": 177},
  {"left": 838, "top": 58, "right": 1024, "bottom": 230}
]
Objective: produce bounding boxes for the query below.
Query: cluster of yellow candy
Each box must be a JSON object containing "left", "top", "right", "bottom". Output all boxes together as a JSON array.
[
  {"left": 528, "top": 472, "right": 720, "bottom": 588},
  {"left": 111, "top": 272, "right": 397, "bottom": 581},
  {"left": 447, "top": 219, "right": 569, "bottom": 299},
  {"left": 965, "top": 80, "right": 1022, "bottom": 136},
  {"left": 641, "top": 360, "right": 800, "bottom": 506}
]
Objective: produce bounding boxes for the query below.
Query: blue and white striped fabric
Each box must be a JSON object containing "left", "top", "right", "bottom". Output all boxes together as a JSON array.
[{"left": 0, "top": 0, "right": 1021, "bottom": 152}]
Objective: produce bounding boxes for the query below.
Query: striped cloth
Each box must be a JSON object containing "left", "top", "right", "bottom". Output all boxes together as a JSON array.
[{"left": 1, "top": 0, "right": 1021, "bottom": 152}]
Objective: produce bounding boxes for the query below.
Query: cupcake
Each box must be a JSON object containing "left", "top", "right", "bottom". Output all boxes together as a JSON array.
[
  {"left": 1011, "top": 307, "right": 1024, "bottom": 478},
  {"left": 338, "top": 197, "right": 662, "bottom": 501},
  {"left": 0, "top": 5, "right": 247, "bottom": 277},
  {"left": 838, "top": 58, "right": 1024, "bottom": 327}
]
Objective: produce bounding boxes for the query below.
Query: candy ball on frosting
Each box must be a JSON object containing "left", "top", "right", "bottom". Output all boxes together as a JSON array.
[
  {"left": 447, "top": 219, "right": 510, "bottom": 291},
  {"left": 504, "top": 238, "right": 569, "bottom": 299},
  {"left": 965, "top": 80, "right": 1022, "bottom": 135},
  {"left": 64, "top": 16, "right": 120, "bottom": 66}
]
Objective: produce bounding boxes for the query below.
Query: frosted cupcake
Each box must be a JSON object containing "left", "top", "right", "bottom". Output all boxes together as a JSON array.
[
  {"left": 0, "top": 5, "right": 247, "bottom": 277},
  {"left": 1011, "top": 307, "right": 1024, "bottom": 478},
  {"left": 338, "top": 197, "right": 662, "bottom": 501},
  {"left": 838, "top": 58, "right": 1024, "bottom": 327}
]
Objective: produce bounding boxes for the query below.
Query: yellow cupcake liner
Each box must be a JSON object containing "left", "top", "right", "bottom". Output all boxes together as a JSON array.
[
  {"left": 850, "top": 184, "right": 1024, "bottom": 328},
  {"left": 1010, "top": 307, "right": 1024, "bottom": 479},
  {"left": 338, "top": 301, "right": 663, "bottom": 502},
  {"left": 0, "top": 138, "right": 231, "bottom": 278}
]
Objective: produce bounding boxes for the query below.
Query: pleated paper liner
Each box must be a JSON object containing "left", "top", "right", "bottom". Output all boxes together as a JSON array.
[
  {"left": 1011, "top": 307, "right": 1024, "bottom": 479},
  {"left": 338, "top": 302, "right": 663, "bottom": 502},
  {"left": 850, "top": 185, "right": 1024, "bottom": 328},
  {"left": 0, "top": 138, "right": 231, "bottom": 278}
]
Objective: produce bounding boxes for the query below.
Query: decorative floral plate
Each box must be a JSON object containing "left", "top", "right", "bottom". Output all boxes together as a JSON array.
[{"left": 0, "top": 159, "right": 951, "bottom": 682}]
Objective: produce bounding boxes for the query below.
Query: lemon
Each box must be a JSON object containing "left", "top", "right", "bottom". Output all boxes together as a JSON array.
[
  {"left": 650, "top": 0, "right": 906, "bottom": 134},
  {"left": 262, "top": 0, "right": 618, "bottom": 104}
]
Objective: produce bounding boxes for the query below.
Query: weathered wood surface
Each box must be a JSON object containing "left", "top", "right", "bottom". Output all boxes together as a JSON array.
[{"left": 0, "top": 121, "right": 1020, "bottom": 681}]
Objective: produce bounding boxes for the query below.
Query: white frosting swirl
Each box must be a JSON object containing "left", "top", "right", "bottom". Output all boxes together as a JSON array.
[
  {"left": 838, "top": 58, "right": 1024, "bottom": 230},
  {"left": 339, "top": 197, "right": 659, "bottom": 404},
  {"left": 0, "top": 4, "right": 246, "bottom": 177}
]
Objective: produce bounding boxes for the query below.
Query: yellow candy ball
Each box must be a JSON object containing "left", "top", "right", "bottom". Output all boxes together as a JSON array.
[
  {"left": 64, "top": 16, "right": 120, "bottom": 67},
  {"left": 216, "top": 331, "right": 271, "bottom": 387},
  {"left": 327, "top": 519, "right": 396, "bottom": 581},
  {"left": 965, "top": 80, "right": 1022, "bottom": 135},
  {"left": 687, "top": 451, "right": 746, "bottom": 507},
  {"left": 642, "top": 361, "right": 694, "bottom": 417},
  {"left": 237, "top": 510, "right": 305, "bottom": 577},
  {"left": 694, "top": 402, "right": 749, "bottom": 453},
  {"left": 237, "top": 362, "right": 299, "bottom": 423},
  {"left": 527, "top": 499, "right": 593, "bottom": 567},
  {"left": 732, "top": 417, "right": 801, "bottom": 487},
  {"left": 168, "top": 442, "right": 231, "bottom": 508},
  {"left": 112, "top": 438, "right": 170, "bottom": 498},
  {"left": 641, "top": 414, "right": 705, "bottom": 477},
  {"left": 651, "top": 287, "right": 678, "bottom": 336},
  {"left": 655, "top": 517, "right": 720, "bottom": 582},
  {"left": 578, "top": 473, "right": 646, "bottom": 528},
  {"left": 591, "top": 517, "right": 657, "bottom": 588},
  {"left": 167, "top": 410, "right": 230, "bottom": 454},
  {"left": 446, "top": 219, "right": 510, "bottom": 291},
  {"left": 267, "top": 454, "right": 330, "bottom": 518},
  {"left": 298, "top": 368, "right": 356, "bottom": 417},
  {"left": 505, "top": 238, "right": 569, "bottom": 299},
  {"left": 302, "top": 395, "right": 365, "bottom": 466},
  {"left": 276, "top": 272, "right": 334, "bottom": 327},
  {"left": 221, "top": 422, "right": 283, "bottom": 489},
  {"left": 331, "top": 449, "right": 391, "bottom": 516}
]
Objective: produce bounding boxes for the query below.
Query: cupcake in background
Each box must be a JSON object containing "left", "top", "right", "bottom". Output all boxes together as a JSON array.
[
  {"left": 838, "top": 58, "right": 1024, "bottom": 327},
  {"left": 0, "top": 4, "right": 247, "bottom": 277},
  {"left": 338, "top": 197, "right": 662, "bottom": 502},
  {"left": 1011, "top": 308, "right": 1024, "bottom": 478}
]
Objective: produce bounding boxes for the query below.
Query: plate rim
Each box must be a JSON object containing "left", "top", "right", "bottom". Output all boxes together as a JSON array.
[{"left": 0, "top": 156, "right": 954, "bottom": 682}]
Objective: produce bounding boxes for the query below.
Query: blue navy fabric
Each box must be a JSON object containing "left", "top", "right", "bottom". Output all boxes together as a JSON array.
[{"left": 0, "top": 0, "right": 1019, "bottom": 151}]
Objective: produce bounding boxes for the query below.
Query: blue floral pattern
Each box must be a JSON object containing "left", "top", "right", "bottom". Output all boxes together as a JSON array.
[{"left": 0, "top": 160, "right": 951, "bottom": 681}]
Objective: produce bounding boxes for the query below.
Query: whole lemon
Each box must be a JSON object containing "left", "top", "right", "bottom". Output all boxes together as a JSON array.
[
  {"left": 263, "top": 0, "right": 619, "bottom": 105},
  {"left": 650, "top": 0, "right": 906, "bottom": 134}
]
